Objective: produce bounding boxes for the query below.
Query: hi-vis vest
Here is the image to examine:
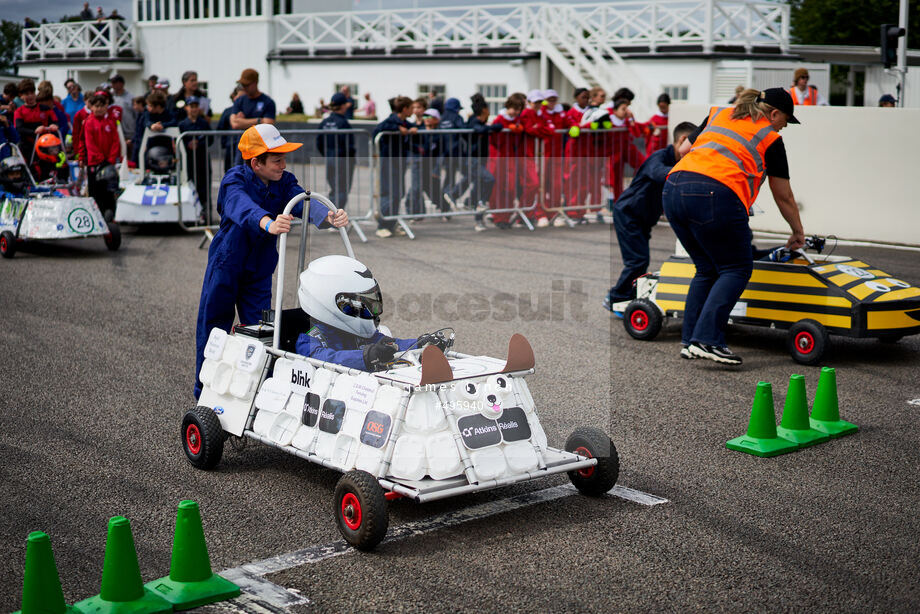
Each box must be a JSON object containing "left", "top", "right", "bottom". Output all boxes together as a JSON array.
[
  {"left": 789, "top": 86, "right": 818, "bottom": 106},
  {"left": 669, "top": 106, "right": 780, "bottom": 210}
]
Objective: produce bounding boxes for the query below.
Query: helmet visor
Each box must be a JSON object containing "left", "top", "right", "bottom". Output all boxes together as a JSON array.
[{"left": 335, "top": 285, "right": 383, "bottom": 320}]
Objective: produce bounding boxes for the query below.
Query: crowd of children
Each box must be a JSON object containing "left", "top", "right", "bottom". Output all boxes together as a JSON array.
[{"left": 367, "top": 86, "right": 673, "bottom": 237}]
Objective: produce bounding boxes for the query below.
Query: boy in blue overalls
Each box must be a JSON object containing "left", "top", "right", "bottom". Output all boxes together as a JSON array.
[{"left": 194, "top": 124, "right": 349, "bottom": 397}]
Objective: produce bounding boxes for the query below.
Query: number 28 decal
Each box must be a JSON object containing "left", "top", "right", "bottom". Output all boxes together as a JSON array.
[{"left": 67, "top": 208, "right": 94, "bottom": 235}]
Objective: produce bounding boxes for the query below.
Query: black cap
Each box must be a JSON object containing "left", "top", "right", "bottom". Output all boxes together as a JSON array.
[
  {"left": 879, "top": 94, "right": 896, "bottom": 105},
  {"left": 657, "top": 93, "right": 671, "bottom": 105},
  {"left": 758, "top": 87, "right": 800, "bottom": 124}
]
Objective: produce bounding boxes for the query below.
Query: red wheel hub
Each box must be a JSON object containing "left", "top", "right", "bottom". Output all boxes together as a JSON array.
[
  {"left": 341, "top": 493, "right": 362, "bottom": 530},
  {"left": 186, "top": 424, "right": 202, "bottom": 455},
  {"left": 630, "top": 309, "right": 649, "bottom": 331},
  {"left": 0, "top": 236, "right": 7, "bottom": 252},
  {"left": 574, "top": 446, "right": 595, "bottom": 478},
  {"left": 795, "top": 331, "right": 815, "bottom": 354}
]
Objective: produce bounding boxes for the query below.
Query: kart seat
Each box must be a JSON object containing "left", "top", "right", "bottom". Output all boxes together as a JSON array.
[{"left": 277, "top": 308, "right": 311, "bottom": 354}]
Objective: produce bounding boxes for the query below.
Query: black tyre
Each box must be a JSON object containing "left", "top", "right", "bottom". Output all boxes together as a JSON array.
[
  {"left": 565, "top": 427, "right": 619, "bottom": 496},
  {"left": 878, "top": 333, "right": 903, "bottom": 344},
  {"left": 0, "top": 231, "right": 16, "bottom": 259},
  {"left": 787, "top": 319, "right": 829, "bottom": 365},
  {"left": 334, "top": 470, "right": 389, "bottom": 551},
  {"left": 623, "top": 298, "right": 663, "bottom": 341},
  {"left": 104, "top": 222, "right": 121, "bottom": 251},
  {"left": 181, "top": 406, "right": 225, "bottom": 470}
]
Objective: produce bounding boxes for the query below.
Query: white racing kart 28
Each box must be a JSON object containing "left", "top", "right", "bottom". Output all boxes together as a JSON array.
[
  {"left": 0, "top": 144, "right": 120, "bottom": 259},
  {"left": 184, "top": 192, "right": 620, "bottom": 550}
]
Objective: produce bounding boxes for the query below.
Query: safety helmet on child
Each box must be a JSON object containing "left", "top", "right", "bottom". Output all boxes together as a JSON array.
[
  {"left": 36, "top": 133, "right": 63, "bottom": 164},
  {"left": 298, "top": 255, "right": 383, "bottom": 338},
  {"left": 579, "top": 106, "right": 611, "bottom": 128},
  {"left": 145, "top": 145, "right": 175, "bottom": 173},
  {"left": 95, "top": 163, "right": 119, "bottom": 193},
  {"left": 0, "top": 156, "right": 29, "bottom": 194}
]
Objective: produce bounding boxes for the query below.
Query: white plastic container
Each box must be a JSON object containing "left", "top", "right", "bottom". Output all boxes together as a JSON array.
[
  {"left": 389, "top": 434, "right": 427, "bottom": 481},
  {"left": 503, "top": 441, "right": 539, "bottom": 474},
  {"left": 469, "top": 447, "right": 508, "bottom": 481},
  {"left": 426, "top": 430, "right": 463, "bottom": 480}
]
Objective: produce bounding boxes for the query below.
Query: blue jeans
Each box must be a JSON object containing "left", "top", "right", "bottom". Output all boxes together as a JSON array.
[
  {"left": 609, "top": 207, "right": 652, "bottom": 303},
  {"left": 662, "top": 171, "right": 753, "bottom": 347}
]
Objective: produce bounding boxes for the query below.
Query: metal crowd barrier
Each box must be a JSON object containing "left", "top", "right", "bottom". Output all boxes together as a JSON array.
[
  {"left": 370, "top": 126, "right": 645, "bottom": 239},
  {"left": 174, "top": 128, "right": 376, "bottom": 243}
]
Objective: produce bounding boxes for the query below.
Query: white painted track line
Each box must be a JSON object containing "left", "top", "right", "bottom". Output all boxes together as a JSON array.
[{"left": 214, "top": 483, "right": 669, "bottom": 610}]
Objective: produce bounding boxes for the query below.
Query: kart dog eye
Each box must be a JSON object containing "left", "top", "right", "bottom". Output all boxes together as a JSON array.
[{"left": 466, "top": 383, "right": 477, "bottom": 395}]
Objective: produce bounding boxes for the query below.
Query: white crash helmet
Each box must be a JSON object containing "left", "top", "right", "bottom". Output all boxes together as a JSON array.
[
  {"left": 298, "top": 255, "right": 382, "bottom": 338},
  {"left": 579, "top": 106, "right": 611, "bottom": 127}
]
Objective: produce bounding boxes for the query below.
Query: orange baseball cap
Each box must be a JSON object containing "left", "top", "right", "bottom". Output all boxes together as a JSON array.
[{"left": 237, "top": 124, "right": 302, "bottom": 160}]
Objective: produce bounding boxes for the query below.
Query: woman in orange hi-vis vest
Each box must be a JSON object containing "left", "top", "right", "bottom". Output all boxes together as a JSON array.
[{"left": 662, "top": 88, "right": 806, "bottom": 365}]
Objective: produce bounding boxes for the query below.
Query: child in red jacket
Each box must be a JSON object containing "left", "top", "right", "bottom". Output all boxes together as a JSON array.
[
  {"left": 564, "top": 87, "right": 608, "bottom": 222},
  {"left": 518, "top": 90, "right": 547, "bottom": 224},
  {"left": 487, "top": 96, "right": 524, "bottom": 228},
  {"left": 81, "top": 92, "right": 122, "bottom": 219},
  {"left": 644, "top": 93, "right": 670, "bottom": 157}
]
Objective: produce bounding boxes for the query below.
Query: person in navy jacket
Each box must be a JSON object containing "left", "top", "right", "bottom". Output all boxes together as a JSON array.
[
  {"left": 605, "top": 122, "right": 696, "bottom": 312},
  {"left": 316, "top": 92, "right": 356, "bottom": 209},
  {"left": 194, "top": 124, "right": 348, "bottom": 397}
]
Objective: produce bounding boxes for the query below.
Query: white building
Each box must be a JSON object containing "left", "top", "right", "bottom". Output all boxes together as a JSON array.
[{"left": 17, "top": 0, "right": 917, "bottom": 115}]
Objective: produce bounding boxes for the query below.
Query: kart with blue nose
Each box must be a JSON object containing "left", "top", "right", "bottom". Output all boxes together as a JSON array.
[{"left": 184, "top": 192, "right": 619, "bottom": 551}]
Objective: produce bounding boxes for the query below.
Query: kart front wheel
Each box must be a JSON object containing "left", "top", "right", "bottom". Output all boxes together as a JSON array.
[
  {"left": 334, "top": 470, "right": 388, "bottom": 551},
  {"left": 0, "top": 231, "right": 16, "bottom": 259},
  {"left": 787, "top": 319, "right": 828, "bottom": 365},
  {"left": 104, "top": 222, "right": 121, "bottom": 251},
  {"left": 181, "top": 406, "right": 225, "bottom": 470},
  {"left": 623, "top": 299, "right": 663, "bottom": 340},
  {"left": 565, "top": 427, "right": 619, "bottom": 496}
]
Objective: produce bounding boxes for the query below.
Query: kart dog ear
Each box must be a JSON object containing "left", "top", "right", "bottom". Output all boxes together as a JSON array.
[
  {"left": 502, "top": 333, "right": 535, "bottom": 373},
  {"left": 418, "top": 345, "right": 453, "bottom": 386}
]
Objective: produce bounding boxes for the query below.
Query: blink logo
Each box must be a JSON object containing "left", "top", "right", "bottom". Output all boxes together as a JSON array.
[{"left": 291, "top": 369, "right": 310, "bottom": 388}]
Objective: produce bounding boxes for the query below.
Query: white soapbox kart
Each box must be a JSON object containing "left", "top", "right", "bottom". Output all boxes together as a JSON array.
[{"left": 184, "top": 192, "right": 620, "bottom": 550}]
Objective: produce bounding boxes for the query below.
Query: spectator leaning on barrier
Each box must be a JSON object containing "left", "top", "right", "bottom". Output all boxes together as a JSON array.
[
  {"left": 467, "top": 95, "right": 501, "bottom": 232},
  {"left": 604, "top": 121, "right": 697, "bottom": 312},
  {"left": 488, "top": 95, "right": 525, "bottom": 229},
  {"left": 404, "top": 97, "right": 428, "bottom": 218},
  {"left": 789, "top": 68, "right": 827, "bottom": 106},
  {"left": 145, "top": 75, "right": 158, "bottom": 98},
  {"left": 439, "top": 97, "right": 466, "bottom": 209},
  {"left": 663, "top": 88, "right": 805, "bottom": 365},
  {"left": 537, "top": 88, "right": 568, "bottom": 226},
  {"left": 518, "top": 89, "right": 546, "bottom": 225},
  {"left": 80, "top": 2, "right": 93, "bottom": 20},
  {"left": 372, "top": 95, "right": 416, "bottom": 238},
  {"left": 178, "top": 96, "right": 212, "bottom": 215},
  {"left": 194, "top": 124, "right": 348, "bottom": 398},
  {"left": 419, "top": 108, "right": 446, "bottom": 215},
  {"left": 229, "top": 68, "right": 276, "bottom": 165},
  {"left": 316, "top": 92, "right": 356, "bottom": 210}
]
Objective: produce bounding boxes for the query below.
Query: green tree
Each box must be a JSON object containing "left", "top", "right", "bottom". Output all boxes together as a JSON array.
[
  {"left": 790, "top": 0, "right": 920, "bottom": 47},
  {"left": 0, "top": 20, "right": 23, "bottom": 73}
]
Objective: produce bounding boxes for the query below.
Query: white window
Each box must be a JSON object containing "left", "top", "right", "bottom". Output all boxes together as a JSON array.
[
  {"left": 334, "top": 83, "right": 359, "bottom": 98},
  {"left": 417, "top": 83, "right": 446, "bottom": 99},
  {"left": 476, "top": 83, "right": 507, "bottom": 116},
  {"left": 662, "top": 84, "right": 689, "bottom": 102}
]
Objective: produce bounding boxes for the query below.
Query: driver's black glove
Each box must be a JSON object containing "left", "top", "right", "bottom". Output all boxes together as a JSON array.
[
  {"left": 416, "top": 332, "right": 448, "bottom": 351},
  {"left": 363, "top": 338, "right": 397, "bottom": 371}
]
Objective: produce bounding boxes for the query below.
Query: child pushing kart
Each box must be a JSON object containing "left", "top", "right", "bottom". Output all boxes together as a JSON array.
[{"left": 296, "top": 254, "right": 449, "bottom": 371}]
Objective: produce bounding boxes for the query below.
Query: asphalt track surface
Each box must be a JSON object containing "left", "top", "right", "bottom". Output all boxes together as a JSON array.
[{"left": 1, "top": 215, "right": 919, "bottom": 612}]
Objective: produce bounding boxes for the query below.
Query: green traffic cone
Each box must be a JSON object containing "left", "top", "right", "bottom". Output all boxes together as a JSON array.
[
  {"left": 809, "top": 367, "right": 858, "bottom": 438},
  {"left": 776, "top": 374, "right": 830, "bottom": 447},
  {"left": 14, "top": 531, "right": 77, "bottom": 614},
  {"left": 73, "top": 516, "right": 172, "bottom": 614},
  {"left": 727, "top": 381, "right": 799, "bottom": 457},
  {"left": 145, "top": 501, "right": 240, "bottom": 609}
]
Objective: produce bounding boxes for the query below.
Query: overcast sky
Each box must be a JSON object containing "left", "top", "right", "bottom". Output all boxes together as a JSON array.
[{"left": 2, "top": 0, "right": 134, "bottom": 24}]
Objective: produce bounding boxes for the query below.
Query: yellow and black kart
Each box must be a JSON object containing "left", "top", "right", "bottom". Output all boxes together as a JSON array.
[{"left": 619, "top": 238, "right": 920, "bottom": 365}]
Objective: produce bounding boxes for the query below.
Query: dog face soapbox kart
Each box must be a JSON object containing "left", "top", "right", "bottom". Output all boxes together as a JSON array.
[
  {"left": 0, "top": 144, "right": 121, "bottom": 259},
  {"left": 616, "top": 237, "right": 920, "bottom": 365},
  {"left": 183, "top": 193, "right": 619, "bottom": 551}
]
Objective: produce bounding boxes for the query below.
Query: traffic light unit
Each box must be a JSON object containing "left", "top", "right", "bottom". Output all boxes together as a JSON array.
[{"left": 881, "top": 23, "right": 906, "bottom": 69}]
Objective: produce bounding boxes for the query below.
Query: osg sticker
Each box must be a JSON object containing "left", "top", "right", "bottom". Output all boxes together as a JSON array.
[
  {"left": 360, "top": 410, "right": 392, "bottom": 448},
  {"left": 67, "top": 207, "right": 94, "bottom": 234},
  {"left": 837, "top": 264, "right": 874, "bottom": 280}
]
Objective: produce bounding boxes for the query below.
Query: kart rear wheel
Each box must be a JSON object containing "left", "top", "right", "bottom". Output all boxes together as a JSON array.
[
  {"left": 787, "top": 319, "right": 828, "bottom": 366},
  {"left": 623, "top": 299, "right": 663, "bottom": 341},
  {"left": 0, "top": 231, "right": 16, "bottom": 259},
  {"left": 334, "top": 470, "right": 388, "bottom": 551},
  {"left": 104, "top": 222, "right": 121, "bottom": 251},
  {"left": 878, "top": 333, "right": 903, "bottom": 344},
  {"left": 181, "top": 406, "right": 225, "bottom": 470},
  {"left": 565, "top": 427, "right": 619, "bottom": 497}
]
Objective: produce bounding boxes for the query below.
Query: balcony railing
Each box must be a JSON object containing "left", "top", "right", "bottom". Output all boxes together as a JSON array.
[
  {"left": 272, "top": 1, "right": 790, "bottom": 56},
  {"left": 21, "top": 20, "right": 139, "bottom": 61}
]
